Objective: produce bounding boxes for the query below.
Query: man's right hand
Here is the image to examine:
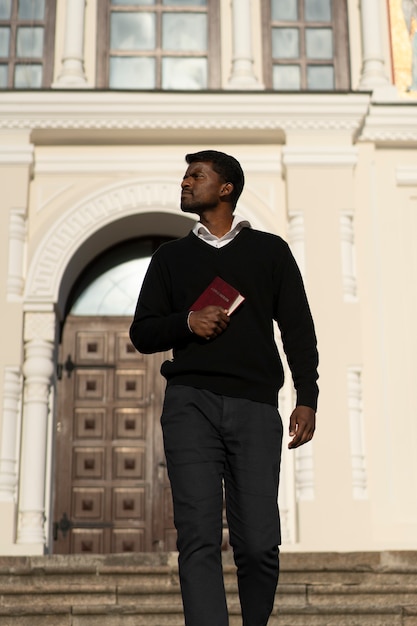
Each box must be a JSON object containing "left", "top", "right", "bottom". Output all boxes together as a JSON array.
[{"left": 189, "top": 306, "right": 230, "bottom": 340}]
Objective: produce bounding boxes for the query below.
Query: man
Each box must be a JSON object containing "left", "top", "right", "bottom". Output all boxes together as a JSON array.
[{"left": 129, "top": 150, "right": 318, "bottom": 626}]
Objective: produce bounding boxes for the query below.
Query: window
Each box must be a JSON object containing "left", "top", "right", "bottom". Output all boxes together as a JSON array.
[
  {"left": 97, "top": 0, "right": 220, "bottom": 90},
  {"left": 262, "top": 0, "right": 350, "bottom": 91},
  {"left": 0, "top": 0, "right": 56, "bottom": 89},
  {"left": 67, "top": 237, "right": 173, "bottom": 317}
]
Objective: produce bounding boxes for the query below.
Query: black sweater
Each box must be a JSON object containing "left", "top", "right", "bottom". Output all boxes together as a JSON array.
[{"left": 130, "top": 229, "right": 318, "bottom": 409}]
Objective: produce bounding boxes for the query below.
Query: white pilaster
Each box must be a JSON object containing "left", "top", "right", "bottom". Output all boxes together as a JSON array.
[
  {"left": 17, "top": 313, "right": 56, "bottom": 545},
  {"left": 340, "top": 211, "right": 358, "bottom": 302},
  {"left": 53, "top": 0, "right": 88, "bottom": 88},
  {"left": 287, "top": 190, "right": 314, "bottom": 503},
  {"left": 288, "top": 212, "right": 306, "bottom": 278},
  {"left": 295, "top": 445, "right": 315, "bottom": 501},
  {"left": 358, "top": 0, "right": 392, "bottom": 91},
  {"left": 226, "top": 0, "right": 263, "bottom": 89},
  {"left": 348, "top": 367, "right": 368, "bottom": 500},
  {"left": 7, "top": 207, "right": 27, "bottom": 301},
  {"left": 0, "top": 367, "right": 22, "bottom": 501}
]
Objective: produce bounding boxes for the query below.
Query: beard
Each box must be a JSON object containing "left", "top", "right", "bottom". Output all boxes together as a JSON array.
[{"left": 180, "top": 194, "right": 217, "bottom": 214}]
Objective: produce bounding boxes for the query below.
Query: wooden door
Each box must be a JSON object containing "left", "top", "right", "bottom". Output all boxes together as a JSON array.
[{"left": 53, "top": 316, "right": 176, "bottom": 554}]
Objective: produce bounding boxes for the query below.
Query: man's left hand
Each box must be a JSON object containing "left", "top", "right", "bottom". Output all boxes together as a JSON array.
[{"left": 288, "top": 405, "right": 316, "bottom": 449}]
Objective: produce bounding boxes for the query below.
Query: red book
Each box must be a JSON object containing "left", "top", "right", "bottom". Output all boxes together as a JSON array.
[{"left": 190, "top": 276, "right": 245, "bottom": 314}]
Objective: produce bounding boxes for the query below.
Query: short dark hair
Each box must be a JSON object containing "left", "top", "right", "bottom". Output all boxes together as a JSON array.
[{"left": 185, "top": 150, "right": 245, "bottom": 207}]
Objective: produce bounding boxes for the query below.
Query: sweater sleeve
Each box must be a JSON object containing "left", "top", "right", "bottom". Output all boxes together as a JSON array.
[
  {"left": 274, "top": 244, "right": 319, "bottom": 411},
  {"left": 129, "top": 253, "right": 192, "bottom": 354}
]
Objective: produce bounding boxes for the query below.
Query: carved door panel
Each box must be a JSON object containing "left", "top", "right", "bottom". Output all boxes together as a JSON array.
[{"left": 53, "top": 316, "right": 175, "bottom": 554}]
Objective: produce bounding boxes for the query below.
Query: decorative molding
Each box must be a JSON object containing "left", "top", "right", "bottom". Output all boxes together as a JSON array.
[
  {"left": 295, "top": 444, "right": 315, "bottom": 501},
  {"left": 24, "top": 179, "right": 182, "bottom": 304},
  {"left": 396, "top": 166, "right": 417, "bottom": 186},
  {"left": 347, "top": 367, "right": 368, "bottom": 500},
  {"left": 340, "top": 211, "right": 358, "bottom": 302},
  {"left": 288, "top": 213, "right": 306, "bottom": 278},
  {"left": 0, "top": 144, "right": 34, "bottom": 165},
  {"left": 24, "top": 312, "right": 57, "bottom": 343},
  {"left": 34, "top": 153, "right": 283, "bottom": 175},
  {"left": 0, "top": 92, "right": 370, "bottom": 135},
  {"left": 0, "top": 367, "right": 22, "bottom": 502},
  {"left": 360, "top": 104, "right": 417, "bottom": 143},
  {"left": 7, "top": 207, "right": 27, "bottom": 301},
  {"left": 283, "top": 146, "right": 359, "bottom": 167}
]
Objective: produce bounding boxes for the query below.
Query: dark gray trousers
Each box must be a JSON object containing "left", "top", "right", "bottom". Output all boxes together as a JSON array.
[{"left": 161, "top": 385, "right": 283, "bottom": 626}]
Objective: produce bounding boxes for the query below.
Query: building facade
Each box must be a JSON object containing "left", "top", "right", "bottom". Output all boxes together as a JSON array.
[{"left": 0, "top": 0, "right": 416, "bottom": 556}]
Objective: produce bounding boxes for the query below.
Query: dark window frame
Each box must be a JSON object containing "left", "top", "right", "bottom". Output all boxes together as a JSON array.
[
  {"left": 96, "top": 0, "right": 220, "bottom": 90},
  {"left": 0, "top": 0, "right": 56, "bottom": 89},
  {"left": 261, "top": 0, "right": 350, "bottom": 91}
]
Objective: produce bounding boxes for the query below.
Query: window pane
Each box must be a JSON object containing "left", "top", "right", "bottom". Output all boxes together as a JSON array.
[
  {"left": 0, "top": 0, "right": 12, "bottom": 19},
  {"left": 71, "top": 258, "right": 150, "bottom": 316},
  {"left": 110, "top": 56, "right": 155, "bottom": 88},
  {"left": 0, "top": 26, "right": 10, "bottom": 56},
  {"left": 14, "top": 63, "right": 42, "bottom": 87},
  {"left": 111, "top": 13, "right": 155, "bottom": 50},
  {"left": 273, "top": 64, "right": 300, "bottom": 90},
  {"left": 271, "top": 0, "right": 297, "bottom": 21},
  {"left": 111, "top": 0, "right": 154, "bottom": 4},
  {"left": 18, "top": 0, "right": 45, "bottom": 19},
  {"left": 305, "top": 28, "right": 333, "bottom": 59},
  {"left": 162, "top": 14, "right": 206, "bottom": 51},
  {"left": 164, "top": 0, "right": 206, "bottom": 5},
  {"left": 162, "top": 57, "right": 207, "bottom": 89},
  {"left": 307, "top": 64, "right": 334, "bottom": 89},
  {"left": 17, "top": 27, "right": 44, "bottom": 57},
  {"left": 272, "top": 28, "right": 299, "bottom": 58},
  {"left": 305, "top": 0, "right": 331, "bottom": 21},
  {"left": 0, "top": 63, "right": 7, "bottom": 86}
]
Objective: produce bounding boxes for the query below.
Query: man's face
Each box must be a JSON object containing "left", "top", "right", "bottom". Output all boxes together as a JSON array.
[{"left": 180, "top": 161, "right": 226, "bottom": 215}]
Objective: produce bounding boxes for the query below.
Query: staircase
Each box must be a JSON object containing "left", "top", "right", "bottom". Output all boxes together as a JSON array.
[{"left": 0, "top": 551, "right": 417, "bottom": 625}]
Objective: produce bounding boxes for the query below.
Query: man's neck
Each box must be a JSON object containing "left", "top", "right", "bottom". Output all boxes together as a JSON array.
[{"left": 199, "top": 210, "right": 234, "bottom": 238}]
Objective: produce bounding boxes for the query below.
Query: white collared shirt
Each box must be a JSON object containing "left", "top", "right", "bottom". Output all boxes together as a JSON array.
[{"left": 192, "top": 214, "right": 251, "bottom": 248}]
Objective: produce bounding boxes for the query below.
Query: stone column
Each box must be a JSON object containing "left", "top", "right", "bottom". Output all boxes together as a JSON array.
[
  {"left": 17, "top": 313, "right": 56, "bottom": 545},
  {"left": 358, "top": 0, "right": 391, "bottom": 90},
  {"left": 54, "top": 0, "right": 88, "bottom": 87},
  {"left": 0, "top": 367, "right": 22, "bottom": 501},
  {"left": 227, "top": 0, "right": 263, "bottom": 89}
]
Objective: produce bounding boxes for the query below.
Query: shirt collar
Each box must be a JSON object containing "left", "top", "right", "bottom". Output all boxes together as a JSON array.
[{"left": 193, "top": 214, "right": 251, "bottom": 244}]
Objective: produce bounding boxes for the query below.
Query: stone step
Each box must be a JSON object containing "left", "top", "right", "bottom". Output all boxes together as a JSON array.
[
  {"left": 2, "top": 602, "right": 417, "bottom": 626},
  {"left": 0, "top": 552, "right": 417, "bottom": 625}
]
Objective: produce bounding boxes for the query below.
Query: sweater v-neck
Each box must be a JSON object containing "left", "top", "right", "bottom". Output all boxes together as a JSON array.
[{"left": 189, "top": 227, "right": 249, "bottom": 253}]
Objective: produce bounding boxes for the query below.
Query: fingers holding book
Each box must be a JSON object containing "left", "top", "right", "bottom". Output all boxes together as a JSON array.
[{"left": 188, "top": 306, "right": 230, "bottom": 340}]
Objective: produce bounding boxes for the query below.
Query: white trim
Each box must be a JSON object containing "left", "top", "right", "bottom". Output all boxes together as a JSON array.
[
  {"left": 0, "top": 92, "right": 370, "bottom": 134},
  {"left": 396, "top": 166, "right": 417, "bottom": 186},
  {"left": 283, "top": 146, "right": 359, "bottom": 167},
  {"left": 0, "top": 145, "right": 34, "bottom": 165}
]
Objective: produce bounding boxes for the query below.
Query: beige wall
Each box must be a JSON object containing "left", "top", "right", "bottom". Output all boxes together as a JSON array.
[{"left": 0, "top": 1, "right": 416, "bottom": 555}]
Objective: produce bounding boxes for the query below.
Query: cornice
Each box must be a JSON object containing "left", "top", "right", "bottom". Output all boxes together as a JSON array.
[
  {"left": 360, "top": 103, "right": 417, "bottom": 144},
  {"left": 2, "top": 92, "right": 416, "bottom": 145},
  {"left": 0, "top": 91, "right": 370, "bottom": 135}
]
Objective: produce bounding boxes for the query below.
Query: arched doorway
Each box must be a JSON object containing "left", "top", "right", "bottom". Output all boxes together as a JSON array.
[{"left": 52, "top": 238, "right": 176, "bottom": 554}]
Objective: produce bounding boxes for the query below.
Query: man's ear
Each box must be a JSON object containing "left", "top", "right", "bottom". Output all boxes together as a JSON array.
[{"left": 220, "top": 182, "right": 234, "bottom": 199}]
